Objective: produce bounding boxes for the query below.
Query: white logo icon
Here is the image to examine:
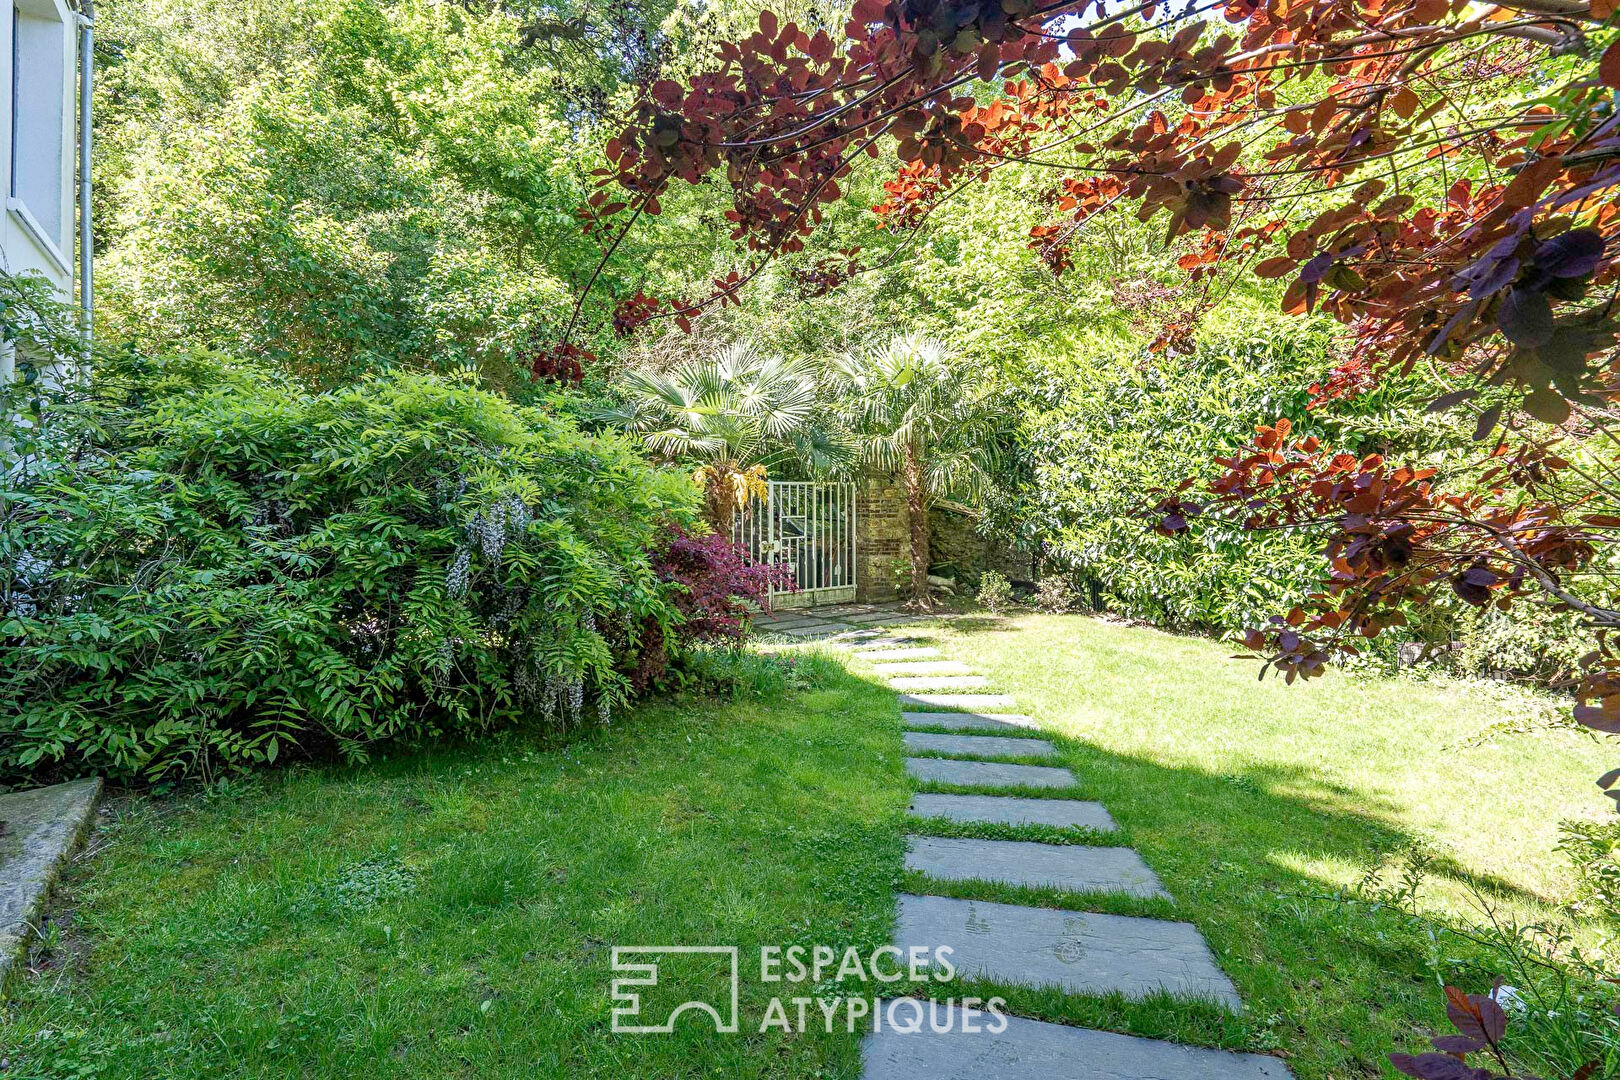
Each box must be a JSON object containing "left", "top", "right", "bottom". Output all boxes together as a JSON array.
[{"left": 610, "top": 946, "right": 740, "bottom": 1033}]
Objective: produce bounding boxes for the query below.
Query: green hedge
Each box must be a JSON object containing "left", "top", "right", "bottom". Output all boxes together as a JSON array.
[{"left": 1, "top": 349, "right": 698, "bottom": 782}]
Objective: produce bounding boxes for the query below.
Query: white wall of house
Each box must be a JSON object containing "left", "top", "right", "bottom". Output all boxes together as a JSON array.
[{"left": 1, "top": 0, "right": 80, "bottom": 379}]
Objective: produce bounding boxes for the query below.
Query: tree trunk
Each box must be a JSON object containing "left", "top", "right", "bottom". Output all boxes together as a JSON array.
[{"left": 901, "top": 443, "right": 932, "bottom": 611}]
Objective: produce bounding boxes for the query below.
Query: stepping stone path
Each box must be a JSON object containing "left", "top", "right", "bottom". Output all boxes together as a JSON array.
[
  {"left": 906, "top": 758, "right": 1077, "bottom": 789},
  {"left": 857, "top": 647, "right": 941, "bottom": 660},
  {"left": 888, "top": 675, "right": 989, "bottom": 691},
  {"left": 908, "top": 793, "right": 1118, "bottom": 831},
  {"left": 820, "top": 611, "right": 1293, "bottom": 1080},
  {"left": 905, "top": 837, "right": 1165, "bottom": 897},
  {"left": 898, "top": 693, "right": 1017, "bottom": 711},
  {"left": 902, "top": 732, "right": 1058, "bottom": 759},
  {"left": 874, "top": 660, "right": 975, "bottom": 676},
  {"left": 900, "top": 711, "right": 1039, "bottom": 732}
]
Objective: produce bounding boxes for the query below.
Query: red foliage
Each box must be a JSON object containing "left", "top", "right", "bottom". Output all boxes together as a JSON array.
[
  {"left": 655, "top": 527, "right": 795, "bottom": 645},
  {"left": 522, "top": 340, "right": 594, "bottom": 385},
  {"left": 548, "top": 0, "right": 1620, "bottom": 734}
]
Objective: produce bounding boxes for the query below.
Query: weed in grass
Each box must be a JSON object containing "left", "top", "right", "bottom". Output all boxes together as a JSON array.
[{"left": 296, "top": 855, "right": 420, "bottom": 917}]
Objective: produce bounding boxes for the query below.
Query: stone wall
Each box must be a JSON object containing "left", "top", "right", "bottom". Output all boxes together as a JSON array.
[
  {"left": 854, "top": 475, "right": 912, "bottom": 602},
  {"left": 928, "top": 506, "right": 1036, "bottom": 587},
  {"left": 852, "top": 478, "right": 1034, "bottom": 601}
]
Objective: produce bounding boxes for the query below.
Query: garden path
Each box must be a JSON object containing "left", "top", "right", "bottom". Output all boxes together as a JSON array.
[{"left": 803, "top": 615, "right": 1296, "bottom": 1080}]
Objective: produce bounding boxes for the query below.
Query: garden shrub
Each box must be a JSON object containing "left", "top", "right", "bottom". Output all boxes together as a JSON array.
[
  {"left": 1, "top": 346, "right": 702, "bottom": 783},
  {"left": 976, "top": 570, "right": 1014, "bottom": 614},
  {"left": 1030, "top": 576, "right": 1079, "bottom": 614},
  {"left": 627, "top": 527, "right": 791, "bottom": 690}
]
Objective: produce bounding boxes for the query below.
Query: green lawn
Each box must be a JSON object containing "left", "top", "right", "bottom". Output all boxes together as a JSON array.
[
  {"left": 862, "top": 611, "right": 1620, "bottom": 1077},
  {"left": 5, "top": 615, "right": 1618, "bottom": 1079},
  {"left": 1, "top": 654, "right": 905, "bottom": 1079}
]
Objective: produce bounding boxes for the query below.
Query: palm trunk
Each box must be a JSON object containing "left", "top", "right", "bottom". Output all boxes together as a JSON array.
[{"left": 901, "top": 443, "right": 932, "bottom": 610}]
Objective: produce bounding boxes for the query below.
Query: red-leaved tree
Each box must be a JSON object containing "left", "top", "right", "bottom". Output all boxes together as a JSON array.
[{"left": 555, "top": 0, "right": 1620, "bottom": 747}]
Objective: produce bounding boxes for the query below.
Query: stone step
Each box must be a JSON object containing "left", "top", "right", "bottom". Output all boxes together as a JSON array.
[
  {"left": 857, "top": 647, "right": 941, "bottom": 660},
  {"left": 908, "top": 794, "right": 1118, "bottom": 832},
  {"left": 893, "top": 894, "right": 1241, "bottom": 1008},
  {"left": 905, "top": 836, "right": 1166, "bottom": 897},
  {"left": 903, "top": 732, "right": 1057, "bottom": 759},
  {"left": 906, "top": 758, "right": 1078, "bottom": 790},
  {"left": 901, "top": 712, "right": 1039, "bottom": 733},
  {"left": 844, "top": 635, "right": 920, "bottom": 649},
  {"left": 846, "top": 612, "right": 911, "bottom": 625},
  {"left": 889, "top": 676, "right": 989, "bottom": 691},
  {"left": 863, "top": 1003, "right": 1292, "bottom": 1079},
  {"left": 781, "top": 623, "right": 850, "bottom": 638},
  {"left": 875, "top": 661, "right": 975, "bottom": 677},
  {"left": 899, "top": 694, "right": 1018, "bottom": 712}
]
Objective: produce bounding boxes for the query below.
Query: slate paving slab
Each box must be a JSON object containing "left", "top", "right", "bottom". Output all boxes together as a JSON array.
[
  {"left": 906, "top": 758, "right": 1077, "bottom": 789},
  {"left": 905, "top": 836, "right": 1165, "bottom": 897},
  {"left": 900, "top": 694, "right": 1018, "bottom": 711},
  {"left": 908, "top": 793, "right": 1118, "bottom": 832},
  {"left": 893, "top": 894, "right": 1242, "bottom": 1007},
  {"left": 875, "top": 661, "right": 975, "bottom": 677},
  {"left": 862, "top": 1004, "right": 1293, "bottom": 1079},
  {"left": 846, "top": 612, "right": 908, "bottom": 625},
  {"left": 781, "top": 623, "right": 850, "bottom": 638},
  {"left": 856, "top": 647, "right": 940, "bottom": 660},
  {"left": 903, "top": 732, "right": 1057, "bottom": 759},
  {"left": 889, "top": 676, "right": 990, "bottom": 691},
  {"left": 844, "top": 635, "right": 920, "bottom": 649},
  {"left": 2, "top": 778, "right": 103, "bottom": 990},
  {"left": 901, "top": 712, "right": 1039, "bottom": 732}
]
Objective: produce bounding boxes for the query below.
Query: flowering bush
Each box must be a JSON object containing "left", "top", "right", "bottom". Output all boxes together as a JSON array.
[{"left": 1, "top": 342, "right": 699, "bottom": 783}]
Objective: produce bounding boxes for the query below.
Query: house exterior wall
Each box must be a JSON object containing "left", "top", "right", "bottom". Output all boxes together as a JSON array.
[{"left": 1, "top": 0, "right": 80, "bottom": 373}]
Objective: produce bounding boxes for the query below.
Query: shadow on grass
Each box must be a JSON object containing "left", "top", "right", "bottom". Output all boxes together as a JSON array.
[{"left": 831, "top": 659, "right": 1577, "bottom": 1075}]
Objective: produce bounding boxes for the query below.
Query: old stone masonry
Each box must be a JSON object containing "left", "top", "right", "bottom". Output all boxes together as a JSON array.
[{"left": 824, "top": 621, "right": 1295, "bottom": 1080}]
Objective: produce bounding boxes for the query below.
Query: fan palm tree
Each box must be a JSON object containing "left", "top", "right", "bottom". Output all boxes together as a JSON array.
[
  {"left": 599, "top": 344, "right": 844, "bottom": 530},
  {"left": 828, "top": 334, "right": 1000, "bottom": 609}
]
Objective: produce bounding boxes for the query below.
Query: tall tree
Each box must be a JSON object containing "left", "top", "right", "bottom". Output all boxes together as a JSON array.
[{"left": 829, "top": 334, "right": 999, "bottom": 607}]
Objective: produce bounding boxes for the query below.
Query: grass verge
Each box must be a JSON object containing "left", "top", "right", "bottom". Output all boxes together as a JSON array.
[{"left": 1, "top": 651, "right": 904, "bottom": 1080}]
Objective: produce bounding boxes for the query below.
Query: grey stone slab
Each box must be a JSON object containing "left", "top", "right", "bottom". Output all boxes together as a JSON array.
[
  {"left": 889, "top": 676, "right": 989, "bottom": 691},
  {"left": 863, "top": 1004, "right": 1292, "bottom": 1079},
  {"left": 906, "top": 758, "right": 1077, "bottom": 790},
  {"left": 1, "top": 778, "right": 103, "bottom": 990},
  {"left": 781, "top": 623, "right": 850, "bottom": 638},
  {"left": 875, "top": 661, "right": 975, "bottom": 677},
  {"left": 902, "top": 712, "right": 1039, "bottom": 732},
  {"left": 899, "top": 694, "right": 1018, "bottom": 712},
  {"left": 909, "top": 794, "right": 1118, "bottom": 831},
  {"left": 842, "top": 635, "right": 919, "bottom": 649},
  {"left": 856, "top": 647, "right": 941, "bottom": 660},
  {"left": 905, "top": 836, "right": 1165, "bottom": 897},
  {"left": 893, "top": 894, "right": 1241, "bottom": 1007},
  {"left": 846, "top": 612, "right": 909, "bottom": 625},
  {"left": 903, "top": 732, "right": 1057, "bottom": 759}
]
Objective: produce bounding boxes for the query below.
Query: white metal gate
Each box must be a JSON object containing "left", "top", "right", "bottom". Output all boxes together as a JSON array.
[{"left": 734, "top": 481, "right": 857, "bottom": 608}]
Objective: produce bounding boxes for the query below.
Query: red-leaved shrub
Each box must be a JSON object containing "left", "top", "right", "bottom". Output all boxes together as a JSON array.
[{"left": 656, "top": 527, "right": 792, "bottom": 645}]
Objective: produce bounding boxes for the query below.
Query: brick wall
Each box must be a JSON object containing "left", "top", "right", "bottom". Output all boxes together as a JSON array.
[{"left": 855, "top": 475, "right": 912, "bottom": 602}]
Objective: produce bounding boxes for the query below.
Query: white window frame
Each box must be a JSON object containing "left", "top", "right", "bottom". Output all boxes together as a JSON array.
[{"left": 7, "top": 0, "right": 74, "bottom": 277}]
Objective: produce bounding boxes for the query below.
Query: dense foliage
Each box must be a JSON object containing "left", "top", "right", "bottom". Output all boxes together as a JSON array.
[{"left": 0, "top": 339, "right": 702, "bottom": 783}]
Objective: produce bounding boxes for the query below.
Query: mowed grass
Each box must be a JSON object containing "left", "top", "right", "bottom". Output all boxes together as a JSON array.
[
  {"left": 1, "top": 652, "right": 906, "bottom": 1080},
  {"left": 10, "top": 615, "right": 1619, "bottom": 1080},
  {"left": 855, "top": 611, "right": 1619, "bottom": 1078}
]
